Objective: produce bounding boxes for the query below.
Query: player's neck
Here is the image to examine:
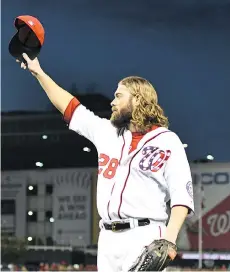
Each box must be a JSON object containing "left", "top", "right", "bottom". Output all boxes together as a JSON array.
[{"left": 128, "top": 123, "right": 139, "bottom": 133}]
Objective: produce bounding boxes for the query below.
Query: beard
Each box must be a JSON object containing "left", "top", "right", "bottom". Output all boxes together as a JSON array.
[
  {"left": 110, "top": 109, "right": 132, "bottom": 129},
  {"left": 110, "top": 104, "right": 133, "bottom": 136}
]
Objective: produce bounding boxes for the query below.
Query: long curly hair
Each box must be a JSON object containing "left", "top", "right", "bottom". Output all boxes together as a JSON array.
[{"left": 119, "top": 76, "right": 169, "bottom": 133}]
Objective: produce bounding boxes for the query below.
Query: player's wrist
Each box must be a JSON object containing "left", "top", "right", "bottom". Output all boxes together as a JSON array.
[
  {"left": 162, "top": 234, "right": 177, "bottom": 244},
  {"left": 35, "top": 69, "right": 46, "bottom": 79},
  {"left": 164, "top": 225, "right": 179, "bottom": 244}
]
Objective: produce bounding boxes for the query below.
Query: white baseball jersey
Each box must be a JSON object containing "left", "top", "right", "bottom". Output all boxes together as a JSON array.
[{"left": 67, "top": 103, "right": 194, "bottom": 223}]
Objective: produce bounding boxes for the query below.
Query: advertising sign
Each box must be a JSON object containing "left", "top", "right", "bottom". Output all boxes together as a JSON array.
[
  {"left": 52, "top": 169, "right": 93, "bottom": 246},
  {"left": 177, "top": 163, "right": 230, "bottom": 250}
]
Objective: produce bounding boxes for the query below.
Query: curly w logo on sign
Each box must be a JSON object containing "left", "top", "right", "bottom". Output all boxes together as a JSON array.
[
  {"left": 207, "top": 211, "right": 230, "bottom": 237},
  {"left": 187, "top": 195, "right": 230, "bottom": 250},
  {"left": 139, "top": 146, "right": 171, "bottom": 172}
]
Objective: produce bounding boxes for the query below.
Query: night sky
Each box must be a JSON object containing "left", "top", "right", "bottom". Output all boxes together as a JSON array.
[{"left": 2, "top": 0, "right": 230, "bottom": 162}]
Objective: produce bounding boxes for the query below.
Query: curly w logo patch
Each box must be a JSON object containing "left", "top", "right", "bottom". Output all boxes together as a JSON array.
[{"left": 139, "top": 146, "right": 171, "bottom": 172}]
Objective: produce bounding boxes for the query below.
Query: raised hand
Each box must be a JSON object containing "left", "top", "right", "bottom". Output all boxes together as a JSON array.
[{"left": 16, "top": 53, "right": 43, "bottom": 77}]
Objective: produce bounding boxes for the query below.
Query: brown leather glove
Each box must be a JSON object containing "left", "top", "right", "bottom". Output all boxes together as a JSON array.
[{"left": 128, "top": 239, "right": 177, "bottom": 271}]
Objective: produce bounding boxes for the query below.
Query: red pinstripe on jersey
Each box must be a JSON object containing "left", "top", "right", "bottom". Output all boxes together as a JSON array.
[{"left": 159, "top": 225, "right": 162, "bottom": 237}]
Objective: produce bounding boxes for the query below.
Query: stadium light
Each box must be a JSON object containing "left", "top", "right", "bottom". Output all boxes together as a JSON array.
[
  {"left": 35, "top": 162, "right": 44, "bottom": 167},
  {"left": 42, "top": 135, "right": 48, "bottom": 140},
  {"left": 49, "top": 217, "right": 55, "bottom": 223},
  {"left": 28, "top": 185, "right": 34, "bottom": 190},
  {"left": 207, "top": 155, "right": 214, "bottom": 160},
  {"left": 83, "top": 147, "right": 91, "bottom": 152},
  {"left": 27, "top": 237, "right": 33, "bottom": 241},
  {"left": 28, "top": 211, "right": 33, "bottom": 216}
]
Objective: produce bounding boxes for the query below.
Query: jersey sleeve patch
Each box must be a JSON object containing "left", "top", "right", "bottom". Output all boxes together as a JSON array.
[{"left": 186, "top": 181, "right": 193, "bottom": 198}]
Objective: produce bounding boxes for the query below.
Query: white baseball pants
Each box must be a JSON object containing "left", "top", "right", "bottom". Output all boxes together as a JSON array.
[{"left": 97, "top": 220, "right": 166, "bottom": 272}]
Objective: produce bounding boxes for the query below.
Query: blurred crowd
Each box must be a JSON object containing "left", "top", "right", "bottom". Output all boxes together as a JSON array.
[
  {"left": 168, "top": 265, "right": 230, "bottom": 271},
  {"left": 1, "top": 263, "right": 230, "bottom": 271},
  {"left": 1, "top": 262, "right": 97, "bottom": 271}
]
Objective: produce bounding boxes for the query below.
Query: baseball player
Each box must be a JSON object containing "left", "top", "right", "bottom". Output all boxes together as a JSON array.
[{"left": 17, "top": 53, "right": 194, "bottom": 272}]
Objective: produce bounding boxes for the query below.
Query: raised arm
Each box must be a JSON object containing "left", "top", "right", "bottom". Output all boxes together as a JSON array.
[
  {"left": 19, "top": 53, "right": 74, "bottom": 114},
  {"left": 17, "top": 53, "right": 113, "bottom": 146}
]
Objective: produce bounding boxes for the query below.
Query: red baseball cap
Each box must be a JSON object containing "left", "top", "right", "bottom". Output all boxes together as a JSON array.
[{"left": 9, "top": 15, "right": 45, "bottom": 62}]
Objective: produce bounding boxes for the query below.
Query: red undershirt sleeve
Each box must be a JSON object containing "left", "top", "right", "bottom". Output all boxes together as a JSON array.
[{"left": 63, "top": 97, "right": 80, "bottom": 123}]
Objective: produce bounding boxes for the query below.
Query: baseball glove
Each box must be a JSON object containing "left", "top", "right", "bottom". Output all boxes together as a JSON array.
[{"left": 128, "top": 239, "right": 177, "bottom": 271}]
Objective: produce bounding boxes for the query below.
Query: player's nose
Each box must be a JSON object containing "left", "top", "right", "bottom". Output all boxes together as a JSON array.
[{"left": 110, "top": 100, "right": 115, "bottom": 107}]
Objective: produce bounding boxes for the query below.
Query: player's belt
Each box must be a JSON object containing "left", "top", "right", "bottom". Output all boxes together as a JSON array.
[{"left": 103, "top": 218, "right": 150, "bottom": 232}]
